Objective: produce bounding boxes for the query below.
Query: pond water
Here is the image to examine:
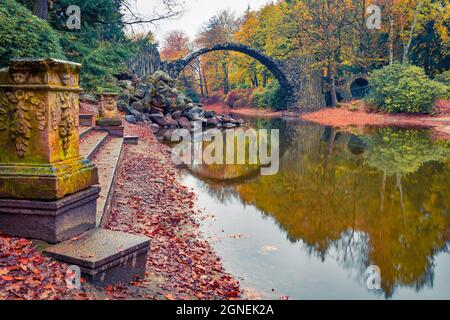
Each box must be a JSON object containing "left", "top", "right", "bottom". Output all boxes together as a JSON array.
[{"left": 161, "top": 116, "right": 450, "bottom": 300}]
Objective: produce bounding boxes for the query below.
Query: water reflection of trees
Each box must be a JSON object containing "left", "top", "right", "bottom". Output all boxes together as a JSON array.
[{"left": 186, "top": 120, "right": 450, "bottom": 298}]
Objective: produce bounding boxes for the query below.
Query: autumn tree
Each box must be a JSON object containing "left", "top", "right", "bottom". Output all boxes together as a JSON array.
[
  {"left": 196, "top": 10, "right": 240, "bottom": 95},
  {"left": 233, "top": 4, "right": 287, "bottom": 88},
  {"left": 282, "top": 0, "right": 359, "bottom": 106},
  {"left": 160, "top": 30, "right": 190, "bottom": 61}
]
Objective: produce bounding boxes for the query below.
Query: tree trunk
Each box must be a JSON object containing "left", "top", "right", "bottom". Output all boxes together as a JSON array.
[
  {"left": 359, "top": 0, "right": 367, "bottom": 55},
  {"left": 198, "top": 67, "right": 204, "bottom": 98},
  {"left": 403, "top": 1, "right": 422, "bottom": 64},
  {"left": 222, "top": 62, "right": 229, "bottom": 95},
  {"left": 253, "top": 72, "right": 259, "bottom": 88},
  {"left": 182, "top": 70, "right": 188, "bottom": 88},
  {"left": 389, "top": 16, "right": 394, "bottom": 65},
  {"left": 262, "top": 72, "right": 268, "bottom": 88},
  {"left": 202, "top": 67, "right": 209, "bottom": 98},
  {"left": 328, "top": 59, "right": 338, "bottom": 107},
  {"left": 34, "top": 0, "right": 49, "bottom": 20}
]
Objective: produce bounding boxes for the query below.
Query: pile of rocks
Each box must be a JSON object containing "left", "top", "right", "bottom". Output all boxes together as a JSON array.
[{"left": 117, "top": 71, "right": 244, "bottom": 132}]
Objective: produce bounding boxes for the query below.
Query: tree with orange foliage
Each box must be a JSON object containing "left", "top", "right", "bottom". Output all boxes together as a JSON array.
[{"left": 160, "top": 30, "right": 190, "bottom": 61}]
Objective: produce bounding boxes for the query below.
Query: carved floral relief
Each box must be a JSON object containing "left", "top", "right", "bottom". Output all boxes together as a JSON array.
[
  {"left": 57, "top": 92, "right": 75, "bottom": 155},
  {"left": 0, "top": 89, "right": 76, "bottom": 158}
]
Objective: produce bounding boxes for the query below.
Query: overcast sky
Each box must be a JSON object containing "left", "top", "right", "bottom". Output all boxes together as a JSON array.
[{"left": 133, "top": 0, "right": 273, "bottom": 42}]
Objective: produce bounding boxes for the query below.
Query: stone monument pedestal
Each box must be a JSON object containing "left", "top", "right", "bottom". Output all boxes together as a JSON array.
[
  {"left": 0, "top": 186, "right": 100, "bottom": 243},
  {"left": 0, "top": 58, "right": 99, "bottom": 241}
]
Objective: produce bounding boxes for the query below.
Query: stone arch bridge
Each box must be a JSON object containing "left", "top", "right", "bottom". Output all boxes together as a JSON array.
[
  {"left": 162, "top": 43, "right": 294, "bottom": 103},
  {"left": 160, "top": 43, "right": 326, "bottom": 111}
]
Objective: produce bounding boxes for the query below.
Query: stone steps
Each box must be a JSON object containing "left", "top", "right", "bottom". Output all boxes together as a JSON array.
[
  {"left": 43, "top": 128, "right": 147, "bottom": 287},
  {"left": 79, "top": 126, "right": 93, "bottom": 139},
  {"left": 79, "top": 131, "right": 109, "bottom": 160},
  {"left": 90, "top": 137, "right": 124, "bottom": 227},
  {"left": 78, "top": 125, "right": 126, "bottom": 227},
  {"left": 44, "top": 225, "right": 149, "bottom": 286},
  {"left": 46, "top": 125, "right": 148, "bottom": 287}
]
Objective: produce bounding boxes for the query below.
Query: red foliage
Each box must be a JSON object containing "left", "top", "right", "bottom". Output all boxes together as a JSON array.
[
  {"left": 201, "top": 91, "right": 225, "bottom": 105},
  {"left": 225, "top": 88, "right": 255, "bottom": 108}
]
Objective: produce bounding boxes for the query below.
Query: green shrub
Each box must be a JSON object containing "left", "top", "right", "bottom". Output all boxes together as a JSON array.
[
  {"left": 367, "top": 64, "right": 448, "bottom": 114},
  {"left": 0, "top": 0, "right": 65, "bottom": 67},
  {"left": 260, "top": 81, "right": 287, "bottom": 111},
  {"left": 80, "top": 42, "right": 137, "bottom": 93},
  {"left": 434, "top": 71, "right": 450, "bottom": 99},
  {"left": 185, "top": 89, "right": 200, "bottom": 103},
  {"left": 252, "top": 88, "right": 267, "bottom": 108},
  {"left": 435, "top": 71, "right": 450, "bottom": 86}
]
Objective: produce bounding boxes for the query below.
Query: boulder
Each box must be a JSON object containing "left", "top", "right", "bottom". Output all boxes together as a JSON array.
[
  {"left": 207, "top": 116, "right": 220, "bottom": 127},
  {"left": 152, "top": 70, "right": 173, "bottom": 84},
  {"left": 184, "top": 106, "right": 203, "bottom": 121},
  {"left": 165, "top": 114, "right": 179, "bottom": 128},
  {"left": 176, "top": 93, "right": 192, "bottom": 108},
  {"left": 142, "top": 83, "right": 156, "bottom": 106},
  {"left": 117, "top": 79, "right": 134, "bottom": 90},
  {"left": 178, "top": 117, "right": 192, "bottom": 130},
  {"left": 131, "top": 101, "right": 145, "bottom": 113},
  {"left": 118, "top": 92, "right": 131, "bottom": 105},
  {"left": 171, "top": 110, "right": 182, "bottom": 120},
  {"left": 220, "top": 114, "right": 238, "bottom": 124},
  {"left": 151, "top": 95, "right": 164, "bottom": 108},
  {"left": 149, "top": 113, "right": 170, "bottom": 127},
  {"left": 130, "top": 95, "right": 139, "bottom": 104},
  {"left": 163, "top": 97, "right": 175, "bottom": 114},
  {"left": 117, "top": 100, "right": 128, "bottom": 112},
  {"left": 125, "top": 115, "right": 137, "bottom": 124},
  {"left": 142, "top": 113, "right": 151, "bottom": 122},
  {"left": 126, "top": 106, "right": 143, "bottom": 122},
  {"left": 149, "top": 123, "right": 160, "bottom": 133},
  {"left": 156, "top": 81, "right": 175, "bottom": 97},
  {"left": 134, "top": 84, "right": 149, "bottom": 99},
  {"left": 203, "top": 110, "right": 216, "bottom": 119},
  {"left": 150, "top": 106, "right": 163, "bottom": 114}
]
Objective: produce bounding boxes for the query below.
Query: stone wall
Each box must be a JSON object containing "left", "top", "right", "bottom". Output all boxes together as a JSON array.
[
  {"left": 282, "top": 57, "right": 326, "bottom": 112},
  {"left": 128, "top": 43, "right": 160, "bottom": 79}
]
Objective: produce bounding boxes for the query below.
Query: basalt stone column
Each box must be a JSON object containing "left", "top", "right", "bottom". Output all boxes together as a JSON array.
[
  {"left": 95, "top": 93, "right": 124, "bottom": 137},
  {"left": 0, "top": 58, "right": 99, "bottom": 243}
]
